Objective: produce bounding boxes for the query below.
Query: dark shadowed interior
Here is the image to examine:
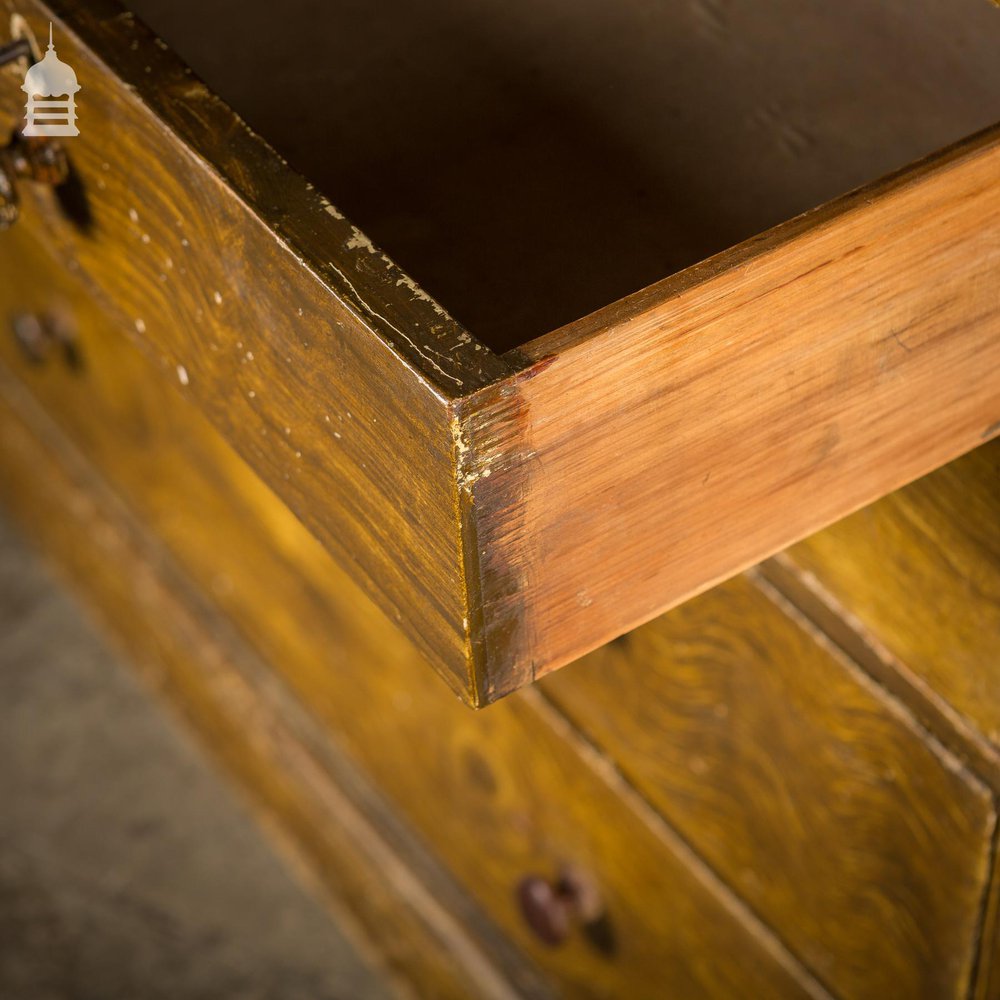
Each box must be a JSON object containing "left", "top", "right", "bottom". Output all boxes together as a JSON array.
[{"left": 127, "top": 0, "right": 1000, "bottom": 352}]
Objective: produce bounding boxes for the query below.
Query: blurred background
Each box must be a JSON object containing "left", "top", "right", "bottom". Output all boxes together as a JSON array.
[{"left": 0, "top": 512, "right": 391, "bottom": 1000}]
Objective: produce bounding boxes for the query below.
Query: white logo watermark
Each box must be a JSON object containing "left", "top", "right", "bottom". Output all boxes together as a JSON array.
[{"left": 22, "top": 23, "right": 79, "bottom": 137}]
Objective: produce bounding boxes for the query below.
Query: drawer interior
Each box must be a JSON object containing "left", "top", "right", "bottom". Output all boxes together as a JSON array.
[{"left": 123, "top": 0, "right": 1000, "bottom": 353}]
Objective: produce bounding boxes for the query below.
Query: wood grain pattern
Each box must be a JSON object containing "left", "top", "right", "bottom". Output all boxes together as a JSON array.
[
  {"left": 0, "top": 231, "right": 824, "bottom": 1000},
  {"left": 0, "top": 0, "right": 507, "bottom": 701},
  {"left": 762, "top": 441, "right": 1000, "bottom": 999},
  {"left": 539, "top": 571, "right": 995, "bottom": 999},
  {"left": 757, "top": 537, "right": 1000, "bottom": 1000},
  {"left": 777, "top": 441, "right": 1000, "bottom": 751},
  {"left": 460, "top": 125, "right": 1000, "bottom": 693}
]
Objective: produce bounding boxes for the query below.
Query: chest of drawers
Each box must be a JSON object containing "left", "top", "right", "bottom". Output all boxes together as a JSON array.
[{"left": 1, "top": 1, "right": 998, "bottom": 996}]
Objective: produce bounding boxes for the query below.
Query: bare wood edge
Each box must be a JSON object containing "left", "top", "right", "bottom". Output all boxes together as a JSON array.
[
  {"left": 459, "top": 122, "right": 1000, "bottom": 704},
  {"left": 453, "top": 372, "right": 543, "bottom": 705},
  {"left": 45, "top": 0, "right": 509, "bottom": 398},
  {"left": 513, "top": 121, "right": 1000, "bottom": 365},
  {"left": 0, "top": 368, "right": 550, "bottom": 1000}
]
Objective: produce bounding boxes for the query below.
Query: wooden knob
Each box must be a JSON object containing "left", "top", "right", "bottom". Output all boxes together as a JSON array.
[
  {"left": 0, "top": 132, "right": 70, "bottom": 230},
  {"left": 11, "top": 309, "right": 80, "bottom": 369},
  {"left": 516, "top": 867, "right": 609, "bottom": 949},
  {"left": 517, "top": 876, "right": 572, "bottom": 945}
]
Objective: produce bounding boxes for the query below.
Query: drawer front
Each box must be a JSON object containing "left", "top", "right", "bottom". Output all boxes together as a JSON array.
[
  {"left": 0, "top": 231, "right": 821, "bottom": 997},
  {"left": 541, "top": 571, "right": 995, "bottom": 998},
  {"left": 542, "top": 566, "right": 997, "bottom": 998},
  {"left": 0, "top": 0, "right": 502, "bottom": 700},
  {"left": 774, "top": 442, "right": 1000, "bottom": 1000},
  {"left": 779, "top": 444, "right": 1000, "bottom": 756}
]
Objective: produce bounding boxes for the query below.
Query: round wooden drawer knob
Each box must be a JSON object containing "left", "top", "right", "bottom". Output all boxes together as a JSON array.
[
  {"left": 517, "top": 876, "right": 572, "bottom": 945},
  {"left": 516, "top": 867, "right": 610, "bottom": 951},
  {"left": 11, "top": 310, "right": 80, "bottom": 369},
  {"left": 0, "top": 132, "right": 69, "bottom": 231}
]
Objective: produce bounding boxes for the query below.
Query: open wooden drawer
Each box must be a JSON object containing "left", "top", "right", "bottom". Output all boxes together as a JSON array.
[{"left": 2, "top": 0, "right": 999, "bottom": 704}]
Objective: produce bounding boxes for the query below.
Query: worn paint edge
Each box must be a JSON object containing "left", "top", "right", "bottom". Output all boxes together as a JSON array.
[
  {"left": 451, "top": 356, "right": 554, "bottom": 706},
  {"left": 41, "top": 0, "right": 506, "bottom": 398}
]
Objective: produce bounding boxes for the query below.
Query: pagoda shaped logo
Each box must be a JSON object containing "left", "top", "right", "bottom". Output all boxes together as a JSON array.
[{"left": 22, "top": 23, "right": 80, "bottom": 137}]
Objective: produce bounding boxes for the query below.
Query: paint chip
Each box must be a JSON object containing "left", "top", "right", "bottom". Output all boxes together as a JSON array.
[
  {"left": 176, "top": 364, "right": 189, "bottom": 385},
  {"left": 346, "top": 228, "right": 377, "bottom": 253},
  {"left": 134, "top": 318, "right": 146, "bottom": 333},
  {"left": 213, "top": 290, "right": 223, "bottom": 305}
]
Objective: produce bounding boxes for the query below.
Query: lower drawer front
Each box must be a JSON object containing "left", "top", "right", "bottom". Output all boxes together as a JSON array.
[
  {"left": 0, "top": 235, "right": 818, "bottom": 998},
  {"left": 541, "top": 573, "right": 994, "bottom": 999}
]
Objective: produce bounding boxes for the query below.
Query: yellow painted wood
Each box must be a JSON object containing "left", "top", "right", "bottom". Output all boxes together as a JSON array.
[
  {"left": 540, "top": 570, "right": 995, "bottom": 999},
  {"left": 782, "top": 442, "right": 1000, "bottom": 749},
  {"left": 0, "top": 227, "right": 821, "bottom": 999}
]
